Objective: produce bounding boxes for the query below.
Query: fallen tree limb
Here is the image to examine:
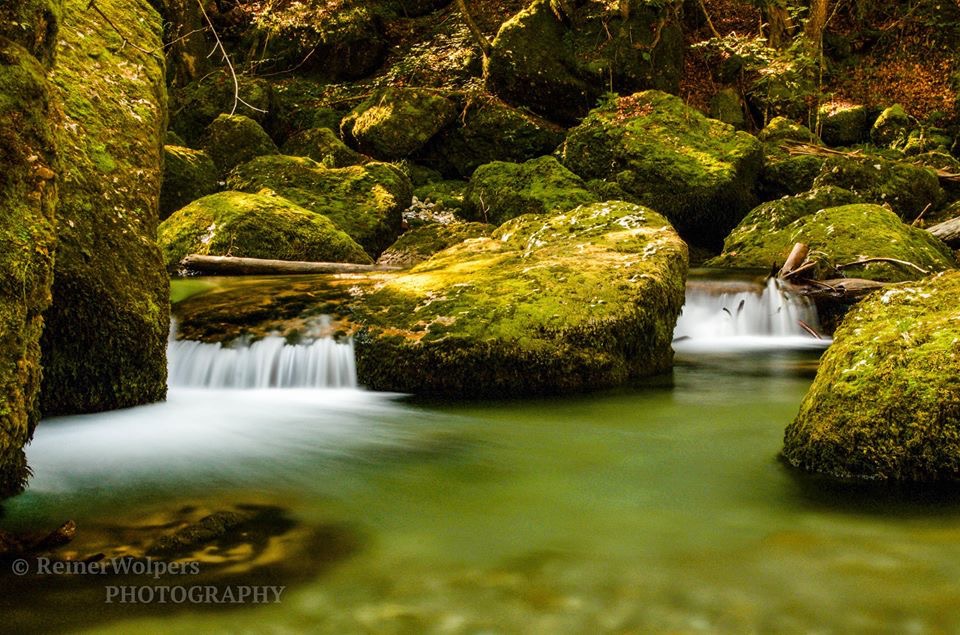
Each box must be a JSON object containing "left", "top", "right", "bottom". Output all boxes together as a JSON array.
[
  {"left": 928, "top": 217, "right": 960, "bottom": 248},
  {"left": 796, "top": 277, "right": 888, "bottom": 300},
  {"left": 180, "top": 254, "right": 401, "bottom": 276},
  {"left": 778, "top": 242, "right": 810, "bottom": 278},
  {"left": 835, "top": 257, "right": 929, "bottom": 275}
]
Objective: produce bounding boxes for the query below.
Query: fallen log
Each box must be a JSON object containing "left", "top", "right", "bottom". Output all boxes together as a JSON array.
[
  {"left": 928, "top": 217, "right": 960, "bottom": 248},
  {"left": 180, "top": 254, "right": 402, "bottom": 276},
  {"left": 795, "top": 277, "right": 887, "bottom": 300},
  {"left": 778, "top": 242, "right": 809, "bottom": 278}
]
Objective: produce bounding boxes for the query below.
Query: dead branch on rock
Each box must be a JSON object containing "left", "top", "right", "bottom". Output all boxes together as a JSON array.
[
  {"left": 835, "top": 257, "right": 930, "bottom": 275},
  {"left": 180, "top": 254, "right": 402, "bottom": 276}
]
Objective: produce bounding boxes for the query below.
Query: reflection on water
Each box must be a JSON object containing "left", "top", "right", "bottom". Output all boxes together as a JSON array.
[{"left": 5, "top": 350, "right": 960, "bottom": 633}]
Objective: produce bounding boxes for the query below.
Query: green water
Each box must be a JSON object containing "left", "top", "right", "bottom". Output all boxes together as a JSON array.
[{"left": 5, "top": 353, "right": 960, "bottom": 633}]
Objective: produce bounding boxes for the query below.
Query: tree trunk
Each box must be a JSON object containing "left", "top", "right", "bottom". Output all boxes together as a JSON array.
[
  {"left": 805, "top": 0, "right": 830, "bottom": 45},
  {"left": 179, "top": 255, "right": 401, "bottom": 276},
  {"left": 456, "top": 0, "right": 491, "bottom": 58},
  {"left": 765, "top": 2, "right": 793, "bottom": 48}
]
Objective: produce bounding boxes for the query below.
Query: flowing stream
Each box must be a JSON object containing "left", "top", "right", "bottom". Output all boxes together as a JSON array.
[{"left": 3, "top": 277, "right": 959, "bottom": 633}]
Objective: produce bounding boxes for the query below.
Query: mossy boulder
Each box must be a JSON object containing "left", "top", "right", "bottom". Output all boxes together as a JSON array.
[
  {"left": 818, "top": 103, "right": 869, "bottom": 147},
  {"left": 280, "top": 127, "right": 366, "bottom": 167},
  {"left": 0, "top": 0, "right": 60, "bottom": 67},
  {"left": 168, "top": 72, "right": 272, "bottom": 145},
  {"left": 912, "top": 151, "right": 960, "bottom": 201},
  {"left": 812, "top": 155, "right": 944, "bottom": 220},
  {"left": 709, "top": 202, "right": 956, "bottom": 281},
  {"left": 376, "top": 222, "right": 492, "bottom": 267},
  {"left": 783, "top": 271, "right": 960, "bottom": 481},
  {"left": 760, "top": 151, "right": 825, "bottom": 200},
  {"left": 0, "top": 37, "right": 59, "bottom": 498},
  {"left": 412, "top": 179, "right": 466, "bottom": 216},
  {"left": 870, "top": 104, "right": 913, "bottom": 148},
  {"left": 758, "top": 117, "right": 820, "bottom": 144},
  {"left": 42, "top": 0, "right": 169, "bottom": 416},
  {"left": 463, "top": 156, "right": 598, "bottom": 225},
  {"left": 341, "top": 87, "right": 456, "bottom": 160},
  {"left": 158, "top": 191, "right": 371, "bottom": 272},
  {"left": 226, "top": 155, "right": 412, "bottom": 256},
  {"left": 561, "top": 90, "right": 763, "bottom": 248},
  {"left": 160, "top": 145, "right": 218, "bottom": 219},
  {"left": 710, "top": 88, "right": 746, "bottom": 130},
  {"left": 485, "top": 0, "right": 684, "bottom": 125},
  {"left": 420, "top": 98, "right": 565, "bottom": 177},
  {"left": 200, "top": 114, "right": 279, "bottom": 177},
  {"left": 902, "top": 127, "right": 953, "bottom": 156}
]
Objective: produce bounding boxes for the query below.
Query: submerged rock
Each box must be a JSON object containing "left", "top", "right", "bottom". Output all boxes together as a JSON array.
[
  {"left": 281, "top": 127, "right": 367, "bottom": 167},
  {"left": 341, "top": 87, "right": 457, "bottom": 160},
  {"left": 227, "top": 155, "right": 412, "bottom": 257},
  {"left": 0, "top": 37, "right": 59, "bottom": 498},
  {"left": 160, "top": 145, "right": 218, "bottom": 219},
  {"left": 376, "top": 222, "right": 493, "bottom": 267},
  {"left": 485, "top": 0, "right": 684, "bottom": 124},
  {"left": 561, "top": 90, "right": 763, "bottom": 248},
  {"left": 463, "top": 156, "right": 598, "bottom": 225},
  {"left": 200, "top": 113, "right": 279, "bottom": 177},
  {"left": 41, "top": 0, "right": 169, "bottom": 416},
  {"left": 709, "top": 202, "right": 956, "bottom": 282},
  {"left": 784, "top": 271, "right": 960, "bottom": 481},
  {"left": 158, "top": 191, "right": 371, "bottom": 272}
]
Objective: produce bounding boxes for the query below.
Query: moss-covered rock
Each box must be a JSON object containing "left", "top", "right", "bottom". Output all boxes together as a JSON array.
[
  {"left": 902, "top": 127, "right": 953, "bottom": 156},
  {"left": 376, "top": 222, "right": 492, "bottom": 267},
  {"left": 0, "top": 37, "right": 59, "bottom": 498},
  {"left": 0, "top": 0, "right": 60, "bottom": 67},
  {"left": 341, "top": 87, "right": 456, "bottom": 160},
  {"left": 158, "top": 191, "right": 371, "bottom": 271},
  {"left": 42, "top": 0, "right": 169, "bottom": 416},
  {"left": 758, "top": 117, "right": 820, "bottom": 144},
  {"left": 818, "top": 103, "right": 869, "bottom": 147},
  {"left": 783, "top": 271, "right": 960, "bottom": 481},
  {"left": 710, "top": 87, "right": 746, "bottom": 130},
  {"left": 709, "top": 202, "right": 955, "bottom": 281},
  {"left": 160, "top": 145, "right": 218, "bottom": 219},
  {"left": 200, "top": 114, "right": 278, "bottom": 177},
  {"left": 485, "top": 0, "right": 684, "bottom": 125},
  {"left": 760, "top": 151, "right": 824, "bottom": 200},
  {"left": 412, "top": 179, "right": 466, "bottom": 214},
  {"left": 173, "top": 201, "right": 689, "bottom": 397},
  {"left": 812, "top": 155, "right": 944, "bottom": 220},
  {"left": 561, "top": 90, "right": 763, "bottom": 247},
  {"left": 264, "top": 78, "right": 346, "bottom": 145},
  {"left": 420, "top": 97, "right": 565, "bottom": 177},
  {"left": 463, "top": 156, "right": 598, "bottom": 225},
  {"left": 280, "top": 127, "right": 367, "bottom": 167},
  {"left": 870, "top": 104, "right": 913, "bottom": 148},
  {"left": 912, "top": 151, "right": 960, "bottom": 201},
  {"left": 168, "top": 72, "right": 272, "bottom": 145},
  {"left": 226, "top": 155, "right": 412, "bottom": 256}
]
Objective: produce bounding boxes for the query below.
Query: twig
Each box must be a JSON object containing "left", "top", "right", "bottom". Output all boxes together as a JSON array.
[
  {"left": 86, "top": 0, "right": 160, "bottom": 59},
  {"left": 797, "top": 319, "right": 823, "bottom": 339},
  {"left": 911, "top": 202, "right": 932, "bottom": 226},
  {"left": 836, "top": 257, "right": 930, "bottom": 275},
  {"left": 194, "top": 0, "right": 265, "bottom": 116}
]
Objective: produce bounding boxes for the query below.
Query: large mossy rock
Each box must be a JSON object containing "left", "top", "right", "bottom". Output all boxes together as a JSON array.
[
  {"left": 158, "top": 192, "right": 371, "bottom": 272},
  {"left": 280, "top": 127, "right": 366, "bottom": 167},
  {"left": 200, "top": 114, "right": 278, "bottom": 177},
  {"left": 818, "top": 103, "right": 869, "bottom": 147},
  {"left": 227, "top": 155, "right": 412, "bottom": 257},
  {"left": 709, "top": 202, "right": 956, "bottom": 281},
  {"left": 0, "top": 36, "right": 59, "bottom": 498},
  {"left": 42, "top": 0, "right": 169, "bottom": 416},
  {"left": 376, "top": 222, "right": 493, "bottom": 267},
  {"left": 783, "top": 271, "right": 960, "bottom": 481},
  {"left": 561, "top": 90, "right": 763, "bottom": 248},
  {"left": 485, "top": 0, "right": 684, "bottom": 125},
  {"left": 463, "top": 156, "right": 598, "bottom": 225},
  {"left": 160, "top": 145, "right": 218, "bottom": 219},
  {"left": 870, "top": 104, "right": 913, "bottom": 148},
  {"left": 340, "top": 87, "right": 456, "bottom": 160}
]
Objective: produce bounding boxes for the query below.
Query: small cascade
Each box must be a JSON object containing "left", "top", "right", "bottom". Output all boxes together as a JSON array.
[
  {"left": 168, "top": 323, "right": 358, "bottom": 389},
  {"left": 673, "top": 277, "right": 829, "bottom": 352}
]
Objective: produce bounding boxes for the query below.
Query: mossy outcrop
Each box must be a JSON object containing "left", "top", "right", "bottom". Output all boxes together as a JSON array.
[
  {"left": 709, "top": 202, "right": 956, "bottom": 281},
  {"left": 485, "top": 0, "right": 684, "bottom": 125},
  {"left": 758, "top": 117, "right": 820, "bottom": 145},
  {"left": 281, "top": 127, "right": 367, "bottom": 167},
  {"left": 158, "top": 191, "right": 371, "bottom": 271},
  {"left": 376, "top": 222, "right": 492, "bottom": 267},
  {"left": 168, "top": 72, "right": 272, "bottom": 145},
  {"left": 870, "top": 104, "right": 913, "bottom": 148},
  {"left": 341, "top": 87, "right": 456, "bottom": 160},
  {"left": 818, "top": 103, "right": 869, "bottom": 146},
  {"left": 200, "top": 114, "right": 278, "bottom": 176},
  {"left": 42, "top": 0, "right": 169, "bottom": 416},
  {"left": 0, "top": 36, "right": 59, "bottom": 498},
  {"left": 226, "top": 155, "right": 412, "bottom": 256},
  {"left": 160, "top": 145, "right": 218, "bottom": 219},
  {"left": 463, "top": 156, "right": 598, "bottom": 225},
  {"left": 710, "top": 88, "right": 746, "bottom": 130},
  {"left": 783, "top": 271, "right": 960, "bottom": 481},
  {"left": 561, "top": 90, "right": 763, "bottom": 247}
]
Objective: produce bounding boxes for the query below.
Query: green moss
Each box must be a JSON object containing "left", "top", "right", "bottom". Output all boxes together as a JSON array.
[
  {"left": 377, "top": 222, "right": 493, "bottom": 267},
  {"left": 341, "top": 87, "right": 456, "bottom": 160},
  {"left": 200, "top": 114, "right": 278, "bottom": 177},
  {"left": 870, "top": 104, "right": 913, "bottom": 148},
  {"left": 280, "top": 127, "right": 366, "bottom": 167},
  {"left": 561, "top": 90, "right": 763, "bottom": 248},
  {"left": 760, "top": 149, "right": 824, "bottom": 199},
  {"left": 227, "top": 155, "right": 412, "bottom": 257},
  {"left": 709, "top": 202, "right": 956, "bottom": 281},
  {"left": 168, "top": 72, "right": 272, "bottom": 145},
  {"left": 264, "top": 78, "right": 346, "bottom": 144},
  {"left": 463, "top": 156, "right": 598, "bottom": 225},
  {"left": 160, "top": 145, "right": 218, "bottom": 219},
  {"left": 758, "top": 117, "right": 820, "bottom": 144},
  {"left": 159, "top": 191, "right": 370, "bottom": 272},
  {"left": 0, "top": 38, "right": 59, "bottom": 498},
  {"left": 413, "top": 179, "right": 466, "bottom": 212},
  {"left": 42, "top": 0, "right": 169, "bottom": 416},
  {"left": 710, "top": 88, "right": 746, "bottom": 130},
  {"left": 0, "top": 0, "right": 60, "bottom": 67},
  {"left": 818, "top": 103, "right": 869, "bottom": 146},
  {"left": 784, "top": 271, "right": 960, "bottom": 481}
]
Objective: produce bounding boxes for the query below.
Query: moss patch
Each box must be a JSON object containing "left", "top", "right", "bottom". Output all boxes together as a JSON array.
[
  {"left": 168, "top": 72, "right": 271, "bottom": 145},
  {"left": 784, "top": 271, "right": 960, "bottom": 481},
  {"left": 341, "top": 87, "right": 456, "bottom": 160},
  {"left": 200, "top": 114, "right": 278, "bottom": 177},
  {"left": 160, "top": 145, "right": 218, "bottom": 219},
  {"left": 376, "top": 222, "right": 493, "bottom": 267}
]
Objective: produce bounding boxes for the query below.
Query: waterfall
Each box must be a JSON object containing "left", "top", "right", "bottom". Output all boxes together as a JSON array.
[
  {"left": 673, "top": 277, "right": 829, "bottom": 352},
  {"left": 168, "top": 326, "right": 358, "bottom": 389}
]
